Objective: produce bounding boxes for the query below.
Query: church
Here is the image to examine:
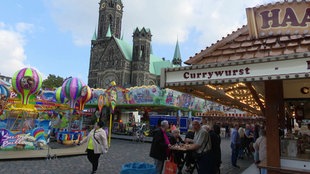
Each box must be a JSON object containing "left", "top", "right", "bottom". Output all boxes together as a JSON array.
[{"left": 88, "top": 0, "right": 182, "bottom": 89}]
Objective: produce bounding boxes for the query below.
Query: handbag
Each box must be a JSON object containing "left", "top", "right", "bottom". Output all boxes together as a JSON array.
[{"left": 164, "top": 156, "right": 177, "bottom": 174}]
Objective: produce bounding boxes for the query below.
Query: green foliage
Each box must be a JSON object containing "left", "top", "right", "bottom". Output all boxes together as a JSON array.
[{"left": 42, "top": 74, "right": 64, "bottom": 90}]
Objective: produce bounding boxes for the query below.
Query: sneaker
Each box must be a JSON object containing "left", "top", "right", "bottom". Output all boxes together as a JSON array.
[{"left": 91, "top": 171, "right": 97, "bottom": 174}]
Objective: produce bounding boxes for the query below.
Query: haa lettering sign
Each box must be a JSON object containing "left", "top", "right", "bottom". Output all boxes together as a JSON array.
[{"left": 246, "top": 1, "right": 310, "bottom": 38}]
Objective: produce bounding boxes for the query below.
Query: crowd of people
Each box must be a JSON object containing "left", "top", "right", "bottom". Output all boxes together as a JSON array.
[
  {"left": 150, "top": 120, "right": 222, "bottom": 174},
  {"left": 75, "top": 119, "right": 266, "bottom": 174},
  {"left": 149, "top": 120, "right": 266, "bottom": 174},
  {"left": 230, "top": 123, "right": 266, "bottom": 170}
]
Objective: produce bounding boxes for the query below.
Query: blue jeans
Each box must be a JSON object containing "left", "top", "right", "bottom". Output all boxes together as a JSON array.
[
  {"left": 261, "top": 168, "right": 267, "bottom": 174},
  {"left": 154, "top": 158, "right": 164, "bottom": 174},
  {"left": 231, "top": 143, "right": 239, "bottom": 166}
]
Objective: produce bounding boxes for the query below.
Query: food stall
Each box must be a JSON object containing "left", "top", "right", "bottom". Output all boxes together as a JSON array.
[{"left": 160, "top": 1, "right": 310, "bottom": 173}]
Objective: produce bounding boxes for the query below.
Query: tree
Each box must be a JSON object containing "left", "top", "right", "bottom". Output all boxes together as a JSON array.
[{"left": 42, "top": 74, "right": 64, "bottom": 90}]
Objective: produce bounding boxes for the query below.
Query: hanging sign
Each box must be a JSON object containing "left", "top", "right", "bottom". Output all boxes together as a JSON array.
[{"left": 246, "top": 1, "right": 310, "bottom": 38}]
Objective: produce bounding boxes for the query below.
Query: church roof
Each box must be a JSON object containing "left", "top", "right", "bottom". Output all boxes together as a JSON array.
[
  {"left": 115, "top": 37, "right": 132, "bottom": 61},
  {"left": 150, "top": 56, "right": 173, "bottom": 75},
  {"left": 114, "top": 37, "right": 173, "bottom": 75}
]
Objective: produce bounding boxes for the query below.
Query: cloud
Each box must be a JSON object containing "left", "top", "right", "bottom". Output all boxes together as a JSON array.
[
  {"left": 0, "top": 23, "right": 27, "bottom": 77},
  {"left": 0, "top": 22, "right": 48, "bottom": 79},
  {"left": 15, "top": 23, "right": 34, "bottom": 33},
  {"left": 48, "top": 0, "right": 98, "bottom": 46},
  {"left": 46, "top": 0, "right": 280, "bottom": 56}
]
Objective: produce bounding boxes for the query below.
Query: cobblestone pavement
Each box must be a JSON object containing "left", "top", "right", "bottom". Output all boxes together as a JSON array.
[{"left": 0, "top": 137, "right": 254, "bottom": 174}]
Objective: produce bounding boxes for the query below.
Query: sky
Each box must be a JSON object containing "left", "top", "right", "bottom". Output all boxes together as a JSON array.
[{"left": 0, "top": 0, "right": 278, "bottom": 84}]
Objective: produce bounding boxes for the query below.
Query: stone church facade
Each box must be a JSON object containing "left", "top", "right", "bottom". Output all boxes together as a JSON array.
[{"left": 88, "top": 0, "right": 182, "bottom": 89}]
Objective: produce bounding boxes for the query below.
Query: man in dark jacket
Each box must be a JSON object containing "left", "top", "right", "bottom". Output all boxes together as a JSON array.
[
  {"left": 209, "top": 124, "right": 222, "bottom": 174},
  {"left": 150, "top": 120, "right": 171, "bottom": 174}
]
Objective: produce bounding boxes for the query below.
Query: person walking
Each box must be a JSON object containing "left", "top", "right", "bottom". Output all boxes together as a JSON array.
[
  {"left": 238, "top": 126, "right": 246, "bottom": 159},
  {"left": 79, "top": 121, "right": 108, "bottom": 174},
  {"left": 149, "top": 120, "right": 171, "bottom": 174},
  {"left": 253, "top": 129, "right": 267, "bottom": 174},
  {"left": 230, "top": 123, "right": 241, "bottom": 169}
]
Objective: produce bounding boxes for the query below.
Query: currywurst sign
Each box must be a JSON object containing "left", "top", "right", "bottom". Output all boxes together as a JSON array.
[
  {"left": 246, "top": 1, "right": 310, "bottom": 38},
  {"left": 164, "top": 58, "right": 310, "bottom": 84}
]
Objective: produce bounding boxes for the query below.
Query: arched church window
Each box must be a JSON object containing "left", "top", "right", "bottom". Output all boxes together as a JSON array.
[
  {"left": 135, "top": 46, "right": 139, "bottom": 60},
  {"left": 108, "top": 49, "right": 114, "bottom": 65},
  {"left": 99, "top": 16, "right": 104, "bottom": 37},
  {"left": 141, "top": 45, "right": 145, "bottom": 59},
  {"left": 109, "top": 15, "right": 113, "bottom": 31},
  {"left": 116, "top": 17, "right": 120, "bottom": 37}
]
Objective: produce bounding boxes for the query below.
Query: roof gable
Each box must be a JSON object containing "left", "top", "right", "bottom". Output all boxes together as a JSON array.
[{"left": 185, "top": 25, "right": 310, "bottom": 65}]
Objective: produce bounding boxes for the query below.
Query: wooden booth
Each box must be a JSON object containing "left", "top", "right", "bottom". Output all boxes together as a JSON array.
[{"left": 160, "top": 1, "right": 310, "bottom": 173}]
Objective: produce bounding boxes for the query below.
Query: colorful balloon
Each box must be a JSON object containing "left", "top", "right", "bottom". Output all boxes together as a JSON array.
[
  {"left": 78, "top": 85, "right": 92, "bottom": 110},
  {"left": 61, "top": 77, "right": 85, "bottom": 108},
  {"left": 55, "top": 87, "right": 67, "bottom": 104},
  {"left": 12, "top": 68, "right": 42, "bottom": 104},
  {"left": 0, "top": 84, "right": 10, "bottom": 98}
]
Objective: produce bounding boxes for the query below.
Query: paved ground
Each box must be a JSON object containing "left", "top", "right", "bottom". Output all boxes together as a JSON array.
[{"left": 0, "top": 136, "right": 254, "bottom": 174}]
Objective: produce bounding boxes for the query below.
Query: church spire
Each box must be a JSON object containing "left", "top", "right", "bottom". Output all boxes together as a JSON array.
[
  {"left": 92, "top": 28, "right": 97, "bottom": 40},
  {"left": 172, "top": 39, "right": 182, "bottom": 66}
]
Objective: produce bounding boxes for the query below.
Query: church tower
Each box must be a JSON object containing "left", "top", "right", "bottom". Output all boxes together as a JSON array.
[
  {"left": 88, "top": 1, "right": 175, "bottom": 89},
  {"left": 131, "top": 27, "right": 152, "bottom": 86},
  {"left": 98, "top": 0, "right": 123, "bottom": 39}
]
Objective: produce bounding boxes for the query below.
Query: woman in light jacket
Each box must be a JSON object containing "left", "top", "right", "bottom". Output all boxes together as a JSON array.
[
  {"left": 79, "top": 121, "right": 108, "bottom": 174},
  {"left": 253, "top": 129, "right": 267, "bottom": 174}
]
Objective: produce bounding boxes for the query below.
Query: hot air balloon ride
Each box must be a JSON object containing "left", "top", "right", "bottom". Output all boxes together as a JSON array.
[
  {"left": 61, "top": 77, "right": 85, "bottom": 109},
  {"left": 77, "top": 85, "right": 92, "bottom": 111},
  {"left": 55, "top": 87, "right": 68, "bottom": 104},
  {"left": 12, "top": 68, "right": 42, "bottom": 106}
]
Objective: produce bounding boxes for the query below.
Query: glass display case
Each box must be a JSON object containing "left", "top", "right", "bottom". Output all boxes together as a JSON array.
[{"left": 281, "top": 120, "right": 310, "bottom": 161}]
